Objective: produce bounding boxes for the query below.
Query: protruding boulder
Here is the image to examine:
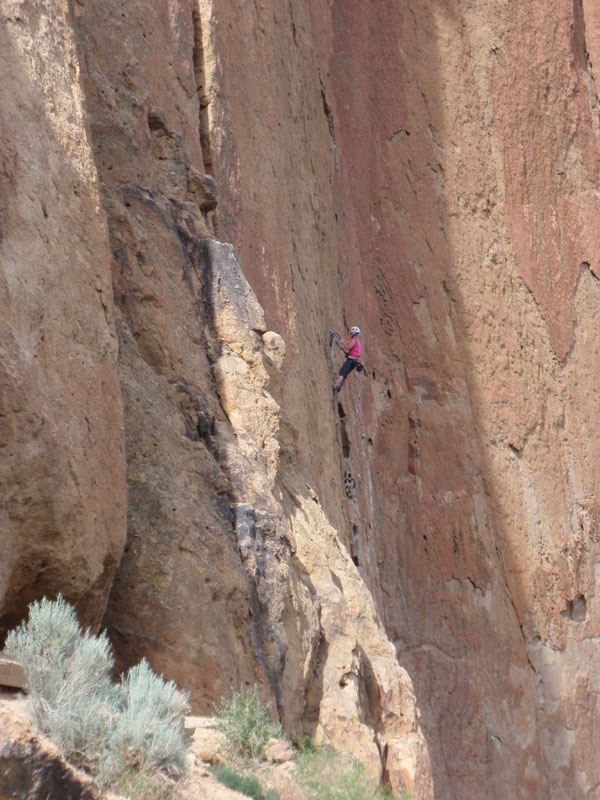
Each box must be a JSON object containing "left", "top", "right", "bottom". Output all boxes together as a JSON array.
[
  {"left": 185, "top": 717, "right": 226, "bottom": 765},
  {"left": 0, "top": 657, "right": 25, "bottom": 690},
  {"left": 262, "top": 331, "right": 286, "bottom": 370},
  {"left": 263, "top": 737, "right": 294, "bottom": 764},
  {"left": 188, "top": 168, "right": 218, "bottom": 212},
  {"left": 0, "top": 701, "right": 106, "bottom": 799}
]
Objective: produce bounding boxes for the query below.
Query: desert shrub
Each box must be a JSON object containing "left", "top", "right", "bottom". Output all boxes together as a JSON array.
[
  {"left": 210, "top": 764, "right": 279, "bottom": 799},
  {"left": 296, "top": 746, "right": 402, "bottom": 800},
  {"left": 116, "top": 766, "right": 177, "bottom": 800},
  {"left": 214, "top": 684, "right": 281, "bottom": 760},
  {"left": 98, "top": 659, "right": 189, "bottom": 784},
  {"left": 4, "top": 595, "right": 189, "bottom": 797},
  {"left": 291, "top": 733, "right": 317, "bottom": 754},
  {"left": 4, "top": 595, "right": 116, "bottom": 765}
]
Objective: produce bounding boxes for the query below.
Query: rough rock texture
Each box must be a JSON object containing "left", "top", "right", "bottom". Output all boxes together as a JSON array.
[
  {"left": 67, "top": 0, "right": 271, "bottom": 701},
  {"left": 62, "top": 4, "right": 432, "bottom": 795},
  {"left": 0, "top": 698, "right": 106, "bottom": 800},
  {"left": 185, "top": 716, "right": 226, "bottom": 765},
  {"left": 205, "top": 0, "right": 600, "bottom": 798},
  {"left": 280, "top": 467, "right": 432, "bottom": 792},
  {"left": 0, "top": 659, "right": 24, "bottom": 691},
  {"left": 0, "top": 0, "right": 126, "bottom": 634},
  {"left": 5, "top": 0, "right": 600, "bottom": 798}
]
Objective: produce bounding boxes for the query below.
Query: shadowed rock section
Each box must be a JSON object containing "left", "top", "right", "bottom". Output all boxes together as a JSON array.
[
  {"left": 0, "top": 702, "right": 103, "bottom": 800},
  {"left": 0, "top": 0, "right": 126, "bottom": 635},
  {"left": 205, "top": 0, "right": 600, "bottom": 797}
]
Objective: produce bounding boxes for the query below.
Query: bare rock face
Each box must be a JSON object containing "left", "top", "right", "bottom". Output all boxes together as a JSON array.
[
  {"left": 201, "top": 242, "right": 431, "bottom": 793},
  {"left": 205, "top": 240, "right": 282, "bottom": 483},
  {"left": 0, "top": 1, "right": 126, "bottom": 633},
  {"left": 60, "top": 9, "right": 431, "bottom": 796},
  {"left": 279, "top": 468, "right": 432, "bottom": 795},
  {"left": 9, "top": 0, "right": 600, "bottom": 798},
  {"left": 60, "top": 0, "right": 273, "bottom": 702},
  {"left": 204, "top": 0, "right": 600, "bottom": 797}
]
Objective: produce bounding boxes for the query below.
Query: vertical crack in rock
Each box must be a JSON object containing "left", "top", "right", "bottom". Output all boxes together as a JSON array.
[
  {"left": 192, "top": 2, "right": 219, "bottom": 236},
  {"left": 288, "top": 0, "right": 298, "bottom": 46},
  {"left": 192, "top": 4, "right": 213, "bottom": 173},
  {"left": 337, "top": 401, "right": 351, "bottom": 459},
  {"left": 0, "top": 133, "right": 15, "bottom": 245},
  {"left": 578, "top": 0, "right": 594, "bottom": 76},
  {"left": 232, "top": 503, "right": 284, "bottom": 713},
  {"left": 319, "top": 74, "right": 335, "bottom": 141}
]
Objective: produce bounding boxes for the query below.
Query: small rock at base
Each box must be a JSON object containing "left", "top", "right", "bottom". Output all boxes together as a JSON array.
[{"left": 263, "top": 737, "right": 294, "bottom": 763}]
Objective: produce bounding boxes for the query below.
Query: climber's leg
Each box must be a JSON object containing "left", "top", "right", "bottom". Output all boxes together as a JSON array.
[{"left": 334, "top": 358, "right": 357, "bottom": 392}]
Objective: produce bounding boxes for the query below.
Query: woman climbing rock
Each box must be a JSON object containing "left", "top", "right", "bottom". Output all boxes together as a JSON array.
[{"left": 333, "top": 326, "right": 362, "bottom": 392}]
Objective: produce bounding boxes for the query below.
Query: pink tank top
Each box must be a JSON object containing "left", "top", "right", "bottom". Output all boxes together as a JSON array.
[{"left": 348, "top": 337, "right": 361, "bottom": 358}]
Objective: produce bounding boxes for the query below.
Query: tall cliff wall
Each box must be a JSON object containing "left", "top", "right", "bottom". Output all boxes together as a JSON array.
[
  {"left": 1, "top": 0, "right": 432, "bottom": 795},
  {"left": 0, "top": 0, "right": 126, "bottom": 631},
  {"left": 205, "top": 1, "right": 600, "bottom": 797},
  {"left": 2, "top": 0, "right": 600, "bottom": 798}
]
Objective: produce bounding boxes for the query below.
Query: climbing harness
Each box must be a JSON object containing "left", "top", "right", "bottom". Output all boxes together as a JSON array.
[{"left": 328, "top": 328, "right": 364, "bottom": 374}]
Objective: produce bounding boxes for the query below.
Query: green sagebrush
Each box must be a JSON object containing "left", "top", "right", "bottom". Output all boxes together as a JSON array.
[
  {"left": 210, "top": 764, "right": 279, "bottom": 799},
  {"left": 214, "top": 683, "right": 281, "bottom": 760},
  {"left": 4, "top": 595, "right": 189, "bottom": 796},
  {"left": 296, "top": 746, "right": 404, "bottom": 800}
]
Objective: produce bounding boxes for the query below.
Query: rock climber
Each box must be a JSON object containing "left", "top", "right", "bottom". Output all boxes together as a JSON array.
[{"left": 333, "top": 326, "right": 362, "bottom": 392}]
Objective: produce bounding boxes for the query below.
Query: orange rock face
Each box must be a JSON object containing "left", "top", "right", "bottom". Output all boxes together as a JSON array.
[
  {"left": 65, "top": 0, "right": 433, "bottom": 792},
  {"left": 68, "top": 0, "right": 271, "bottom": 703},
  {"left": 5, "top": 0, "right": 600, "bottom": 798},
  {"left": 206, "top": 0, "right": 600, "bottom": 797}
]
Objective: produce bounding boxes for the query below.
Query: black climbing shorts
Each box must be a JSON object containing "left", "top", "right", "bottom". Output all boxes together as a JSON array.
[{"left": 339, "top": 357, "right": 358, "bottom": 378}]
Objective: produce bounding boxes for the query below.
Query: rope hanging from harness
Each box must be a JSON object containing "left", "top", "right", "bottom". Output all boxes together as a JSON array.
[{"left": 329, "top": 328, "right": 364, "bottom": 373}]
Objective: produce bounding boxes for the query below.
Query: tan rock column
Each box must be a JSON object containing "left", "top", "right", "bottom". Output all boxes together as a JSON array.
[{"left": 0, "top": 0, "right": 126, "bottom": 631}]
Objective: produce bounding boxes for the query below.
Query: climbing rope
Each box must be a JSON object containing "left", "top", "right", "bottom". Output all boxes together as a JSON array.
[
  {"left": 328, "top": 324, "right": 458, "bottom": 799},
  {"left": 328, "top": 328, "right": 346, "bottom": 355}
]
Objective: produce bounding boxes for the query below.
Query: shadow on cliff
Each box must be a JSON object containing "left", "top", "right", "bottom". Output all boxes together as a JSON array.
[
  {"left": 61, "top": 0, "right": 294, "bottom": 713},
  {"left": 321, "top": 0, "right": 560, "bottom": 797},
  {"left": 405, "top": 3, "right": 598, "bottom": 798},
  {"left": 0, "top": 12, "right": 126, "bottom": 640}
]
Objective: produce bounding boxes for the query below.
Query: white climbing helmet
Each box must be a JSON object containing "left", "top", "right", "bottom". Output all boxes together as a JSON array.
[{"left": 350, "top": 326, "right": 361, "bottom": 335}]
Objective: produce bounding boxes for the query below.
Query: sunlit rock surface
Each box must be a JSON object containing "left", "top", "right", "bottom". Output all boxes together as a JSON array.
[{"left": 3, "top": 0, "right": 600, "bottom": 797}]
